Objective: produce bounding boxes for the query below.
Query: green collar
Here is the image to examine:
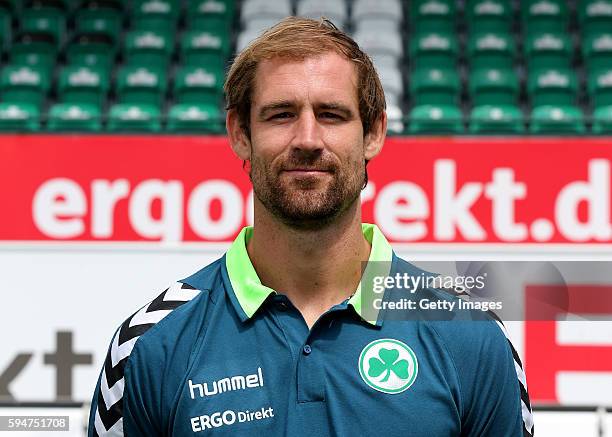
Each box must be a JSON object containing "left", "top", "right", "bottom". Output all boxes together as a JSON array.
[{"left": 225, "top": 223, "right": 393, "bottom": 325}]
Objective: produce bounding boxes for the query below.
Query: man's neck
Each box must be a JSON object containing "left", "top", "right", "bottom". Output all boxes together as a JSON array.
[{"left": 247, "top": 200, "right": 371, "bottom": 329}]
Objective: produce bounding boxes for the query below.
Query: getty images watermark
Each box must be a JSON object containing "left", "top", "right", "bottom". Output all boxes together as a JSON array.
[{"left": 359, "top": 261, "right": 612, "bottom": 322}]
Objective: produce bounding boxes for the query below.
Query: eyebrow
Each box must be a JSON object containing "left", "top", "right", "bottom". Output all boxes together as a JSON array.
[{"left": 257, "top": 100, "right": 356, "bottom": 120}]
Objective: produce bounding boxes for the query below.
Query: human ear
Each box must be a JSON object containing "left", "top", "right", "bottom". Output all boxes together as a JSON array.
[
  {"left": 226, "top": 108, "right": 251, "bottom": 160},
  {"left": 364, "top": 111, "right": 387, "bottom": 161}
]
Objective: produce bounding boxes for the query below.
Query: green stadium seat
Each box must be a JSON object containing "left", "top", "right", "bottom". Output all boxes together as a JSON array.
[
  {"left": 522, "top": 0, "right": 568, "bottom": 35},
  {"left": 9, "top": 33, "right": 57, "bottom": 75},
  {"left": 592, "top": 105, "right": 612, "bottom": 133},
  {"left": 65, "top": 33, "right": 116, "bottom": 73},
  {"left": 410, "top": 68, "right": 460, "bottom": 106},
  {"left": 47, "top": 102, "right": 102, "bottom": 131},
  {"left": 0, "top": 102, "right": 40, "bottom": 131},
  {"left": 131, "top": 0, "right": 179, "bottom": 32},
  {"left": 166, "top": 103, "right": 223, "bottom": 132},
  {"left": 57, "top": 65, "right": 109, "bottom": 106},
  {"left": 525, "top": 32, "right": 572, "bottom": 71},
  {"left": 173, "top": 65, "right": 223, "bottom": 105},
  {"left": 180, "top": 30, "right": 230, "bottom": 69},
  {"left": 410, "top": 32, "right": 458, "bottom": 72},
  {"left": 469, "top": 68, "right": 519, "bottom": 106},
  {"left": 465, "top": 0, "right": 512, "bottom": 34},
  {"left": 187, "top": 0, "right": 234, "bottom": 32},
  {"left": 107, "top": 103, "right": 161, "bottom": 131},
  {"left": 588, "top": 69, "right": 612, "bottom": 108},
  {"left": 0, "top": 64, "right": 49, "bottom": 107},
  {"left": 116, "top": 65, "right": 166, "bottom": 106},
  {"left": 408, "top": 104, "right": 463, "bottom": 133},
  {"left": 74, "top": 8, "right": 122, "bottom": 46},
  {"left": 582, "top": 33, "right": 612, "bottom": 72},
  {"left": 528, "top": 68, "right": 577, "bottom": 107},
  {"left": 579, "top": 0, "right": 612, "bottom": 38},
  {"left": 467, "top": 33, "right": 516, "bottom": 71},
  {"left": 529, "top": 105, "right": 585, "bottom": 133},
  {"left": 410, "top": 0, "right": 455, "bottom": 34},
  {"left": 20, "top": 7, "right": 65, "bottom": 45},
  {"left": 469, "top": 104, "right": 525, "bottom": 133},
  {"left": 124, "top": 29, "right": 172, "bottom": 69}
]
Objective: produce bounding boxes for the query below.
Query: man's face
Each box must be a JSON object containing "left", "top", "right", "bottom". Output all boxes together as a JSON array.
[{"left": 248, "top": 52, "right": 367, "bottom": 229}]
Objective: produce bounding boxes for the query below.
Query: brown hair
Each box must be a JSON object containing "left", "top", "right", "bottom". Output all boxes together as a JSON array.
[{"left": 224, "top": 16, "right": 386, "bottom": 138}]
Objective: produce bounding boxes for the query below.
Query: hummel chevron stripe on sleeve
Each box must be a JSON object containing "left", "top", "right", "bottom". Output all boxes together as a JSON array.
[
  {"left": 444, "top": 287, "right": 535, "bottom": 437},
  {"left": 88, "top": 282, "right": 201, "bottom": 437}
]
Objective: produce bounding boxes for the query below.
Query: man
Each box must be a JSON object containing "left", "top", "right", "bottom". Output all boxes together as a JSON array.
[{"left": 89, "top": 17, "right": 534, "bottom": 436}]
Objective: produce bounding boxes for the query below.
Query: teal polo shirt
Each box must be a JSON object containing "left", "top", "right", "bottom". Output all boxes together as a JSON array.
[{"left": 89, "top": 224, "right": 534, "bottom": 437}]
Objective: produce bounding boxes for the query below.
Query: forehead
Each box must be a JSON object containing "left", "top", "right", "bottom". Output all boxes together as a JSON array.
[{"left": 251, "top": 52, "right": 359, "bottom": 108}]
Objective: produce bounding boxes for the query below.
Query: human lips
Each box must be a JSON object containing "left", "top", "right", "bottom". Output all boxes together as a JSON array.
[{"left": 281, "top": 167, "right": 333, "bottom": 177}]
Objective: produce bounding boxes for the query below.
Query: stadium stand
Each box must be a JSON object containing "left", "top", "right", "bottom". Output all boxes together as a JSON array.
[{"left": 0, "top": 0, "right": 610, "bottom": 133}]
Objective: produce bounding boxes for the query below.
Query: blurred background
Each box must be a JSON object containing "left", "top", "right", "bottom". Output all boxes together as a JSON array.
[{"left": 1, "top": 0, "right": 612, "bottom": 435}]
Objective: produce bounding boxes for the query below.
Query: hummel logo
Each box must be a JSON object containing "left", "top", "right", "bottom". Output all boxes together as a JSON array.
[{"left": 189, "top": 367, "right": 264, "bottom": 399}]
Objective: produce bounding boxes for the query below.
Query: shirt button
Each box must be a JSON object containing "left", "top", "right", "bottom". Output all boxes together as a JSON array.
[
  {"left": 276, "top": 301, "right": 288, "bottom": 311},
  {"left": 303, "top": 344, "right": 312, "bottom": 355}
]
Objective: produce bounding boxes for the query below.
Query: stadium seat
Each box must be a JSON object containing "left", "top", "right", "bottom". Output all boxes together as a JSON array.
[
  {"left": 297, "top": 0, "right": 347, "bottom": 29},
  {"left": 525, "top": 32, "right": 572, "bottom": 71},
  {"left": 408, "top": 104, "right": 463, "bottom": 133},
  {"left": 522, "top": 0, "right": 568, "bottom": 35},
  {"left": 131, "top": 0, "right": 179, "bottom": 32},
  {"left": 410, "top": 68, "right": 460, "bottom": 106},
  {"left": 9, "top": 33, "right": 57, "bottom": 75},
  {"left": 582, "top": 33, "right": 612, "bottom": 72},
  {"left": 57, "top": 65, "right": 108, "bottom": 106},
  {"left": 469, "top": 68, "right": 519, "bottom": 106},
  {"left": 592, "top": 105, "right": 612, "bottom": 133},
  {"left": 529, "top": 105, "right": 585, "bottom": 133},
  {"left": 352, "top": 0, "right": 402, "bottom": 31},
  {"left": 20, "top": 6, "right": 65, "bottom": 45},
  {"left": 410, "top": 0, "right": 455, "bottom": 34},
  {"left": 125, "top": 30, "right": 172, "bottom": 69},
  {"left": 467, "top": 33, "right": 516, "bottom": 71},
  {"left": 386, "top": 103, "right": 405, "bottom": 134},
  {"left": 469, "top": 104, "right": 525, "bottom": 133},
  {"left": 116, "top": 65, "right": 166, "bottom": 106},
  {"left": 465, "top": 0, "right": 513, "bottom": 34},
  {"left": 0, "top": 64, "right": 49, "bottom": 108},
  {"left": 0, "top": 102, "right": 40, "bottom": 131},
  {"left": 377, "top": 66, "right": 404, "bottom": 104},
  {"left": 579, "top": 0, "right": 612, "bottom": 38},
  {"left": 410, "top": 32, "right": 458, "bottom": 72},
  {"left": 236, "top": 27, "right": 264, "bottom": 52},
  {"left": 173, "top": 65, "right": 223, "bottom": 105},
  {"left": 528, "top": 68, "right": 578, "bottom": 106},
  {"left": 353, "top": 29, "right": 403, "bottom": 69},
  {"left": 65, "top": 33, "right": 116, "bottom": 73},
  {"left": 47, "top": 102, "right": 102, "bottom": 131},
  {"left": 588, "top": 69, "right": 612, "bottom": 108},
  {"left": 107, "top": 103, "right": 161, "bottom": 131},
  {"left": 74, "top": 7, "right": 121, "bottom": 46},
  {"left": 187, "top": 0, "right": 234, "bottom": 32},
  {"left": 180, "top": 30, "right": 230, "bottom": 69},
  {"left": 241, "top": 0, "right": 291, "bottom": 26},
  {"left": 166, "top": 103, "right": 222, "bottom": 132}
]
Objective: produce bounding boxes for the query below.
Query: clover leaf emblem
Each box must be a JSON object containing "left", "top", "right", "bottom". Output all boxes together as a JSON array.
[{"left": 368, "top": 348, "right": 409, "bottom": 382}]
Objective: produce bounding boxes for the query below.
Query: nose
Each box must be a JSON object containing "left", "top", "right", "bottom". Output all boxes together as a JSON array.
[{"left": 292, "top": 109, "right": 323, "bottom": 151}]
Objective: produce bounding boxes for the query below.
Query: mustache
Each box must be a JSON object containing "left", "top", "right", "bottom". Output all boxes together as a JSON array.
[{"left": 279, "top": 150, "right": 338, "bottom": 172}]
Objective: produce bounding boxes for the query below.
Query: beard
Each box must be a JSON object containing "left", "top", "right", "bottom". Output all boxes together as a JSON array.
[{"left": 250, "top": 147, "right": 366, "bottom": 230}]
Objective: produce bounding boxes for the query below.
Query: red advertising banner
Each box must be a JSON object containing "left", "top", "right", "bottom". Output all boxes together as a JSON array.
[{"left": 1, "top": 134, "right": 611, "bottom": 243}]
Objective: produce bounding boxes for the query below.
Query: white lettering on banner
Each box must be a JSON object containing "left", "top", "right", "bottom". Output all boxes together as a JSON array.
[
  {"left": 188, "top": 180, "right": 242, "bottom": 240},
  {"left": 484, "top": 168, "right": 528, "bottom": 241},
  {"left": 29, "top": 158, "right": 612, "bottom": 242},
  {"left": 91, "top": 179, "right": 130, "bottom": 238},
  {"left": 434, "top": 160, "right": 486, "bottom": 240},
  {"left": 128, "top": 180, "right": 183, "bottom": 242},
  {"left": 33, "top": 178, "right": 86, "bottom": 238},
  {"left": 374, "top": 182, "right": 429, "bottom": 241},
  {"left": 555, "top": 159, "right": 612, "bottom": 242},
  {"left": 246, "top": 190, "right": 255, "bottom": 226}
]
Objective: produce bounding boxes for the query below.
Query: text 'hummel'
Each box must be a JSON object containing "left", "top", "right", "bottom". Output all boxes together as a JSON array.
[{"left": 189, "top": 367, "right": 264, "bottom": 399}]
